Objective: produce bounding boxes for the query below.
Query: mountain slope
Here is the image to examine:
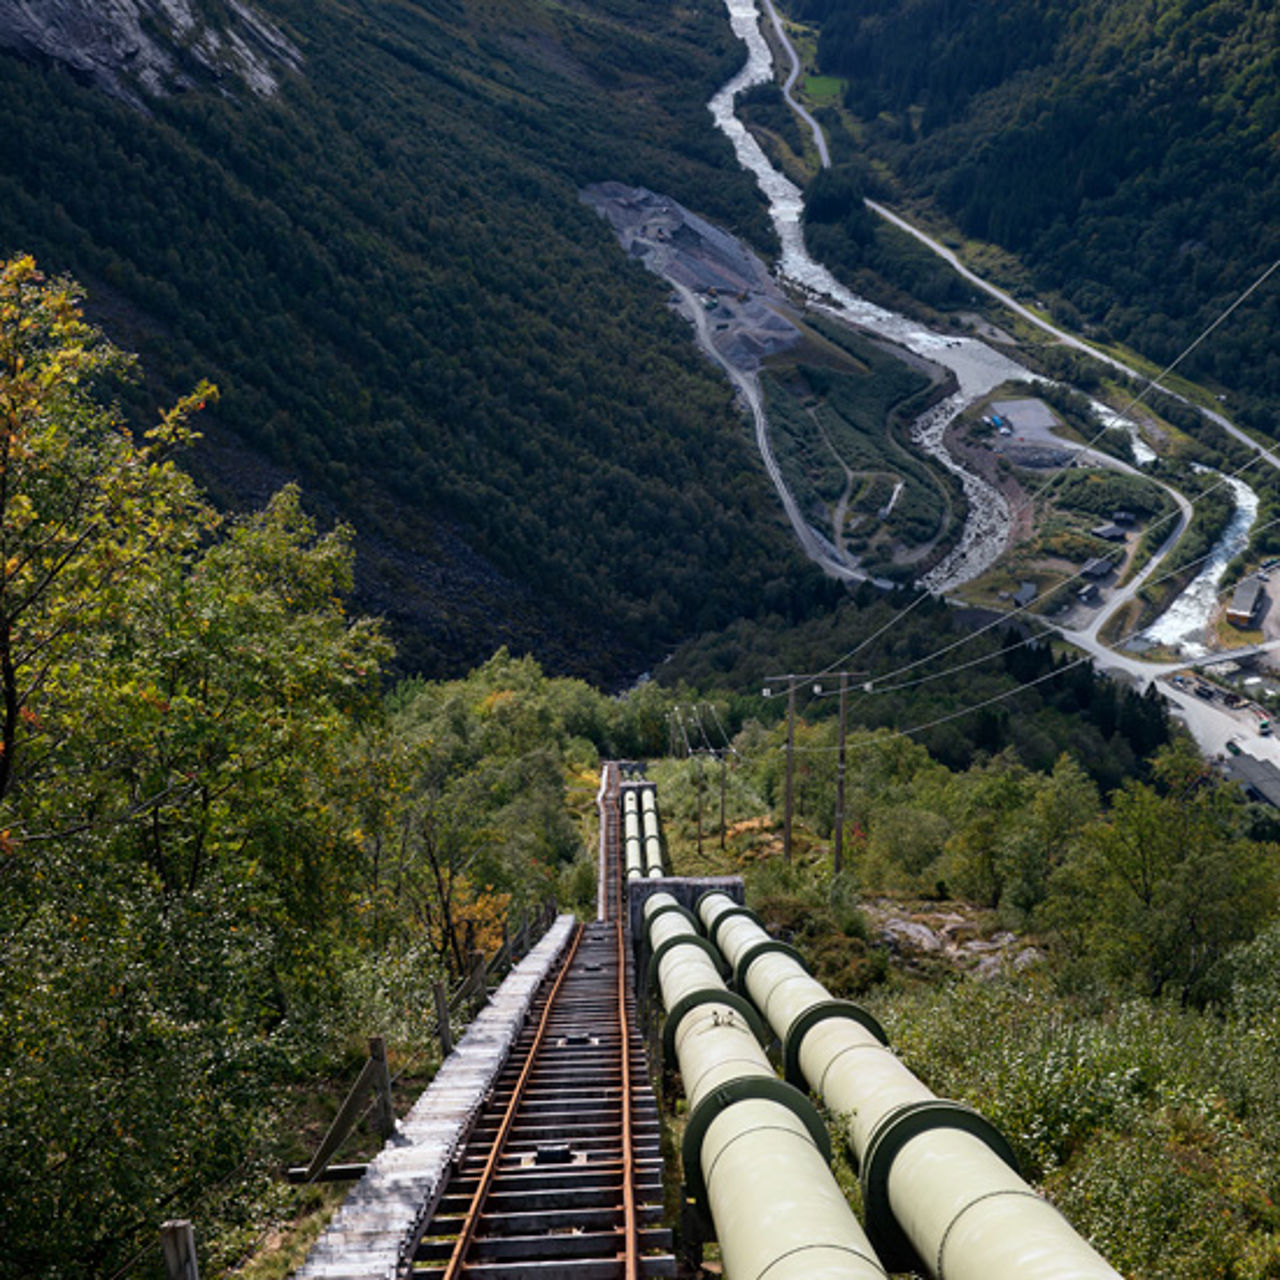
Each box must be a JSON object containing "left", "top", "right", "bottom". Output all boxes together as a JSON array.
[
  {"left": 796, "top": 0, "right": 1279, "bottom": 429},
  {"left": 0, "top": 0, "right": 835, "bottom": 682}
]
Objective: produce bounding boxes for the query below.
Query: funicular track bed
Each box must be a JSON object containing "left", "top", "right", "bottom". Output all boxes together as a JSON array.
[{"left": 412, "top": 921, "right": 672, "bottom": 1279}]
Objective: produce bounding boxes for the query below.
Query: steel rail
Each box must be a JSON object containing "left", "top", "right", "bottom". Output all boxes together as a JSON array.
[
  {"left": 616, "top": 917, "right": 639, "bottom": 1280},
  {"left": 439, "top": 921, "right": 587, "bottom": 1280}
]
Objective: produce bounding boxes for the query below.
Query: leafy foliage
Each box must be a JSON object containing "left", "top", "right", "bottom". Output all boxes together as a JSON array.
[
  {"left": 660, "top": 591, "right": 1171, "bottom": 789},
  {"left": 0, "top": 258, "right": 393, "bottom": 1277},
  {"left": 877, "top": 979, "right": 1280, "bottom": 1278}
]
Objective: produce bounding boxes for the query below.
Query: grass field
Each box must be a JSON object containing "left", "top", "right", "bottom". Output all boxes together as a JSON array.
[{"left": 802, "top": 74, "right": 845, "bottom": 104}]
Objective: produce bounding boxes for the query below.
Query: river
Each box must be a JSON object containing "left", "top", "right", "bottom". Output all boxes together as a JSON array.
[
  {"left": 709, "top": 0, "right": 1025, "bottom": 590},
  {"left": 1139, "top": 474, "right": 1259, "bottom": 656},
  {"left": 707, "top": 0, "right": 1257, "bottom": 623}
]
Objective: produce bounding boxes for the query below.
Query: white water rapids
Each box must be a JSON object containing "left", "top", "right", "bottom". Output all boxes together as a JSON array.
[
  {"left": 705, "top": 0, "right": 1257, "bottom": 627},
  {"left": 1139, "top": 474, "right": 1259, "bottom": 655},
  {"left": 709, "top": 0, "right": 1028, "bottom": 591}
]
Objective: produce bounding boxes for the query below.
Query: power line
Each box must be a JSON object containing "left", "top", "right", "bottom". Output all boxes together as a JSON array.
[
  {"left": 866, "top": 509, "right": 1280, "bottom": 699},
  {"left": 817, "top": 412, "right": 1267, "bottom": 700},
  {"left": 803, "top": 255, "right": 1280, "bottom": 689},
  {"left": 783, "top": 653, "right": 1095, "bottom": 756}
]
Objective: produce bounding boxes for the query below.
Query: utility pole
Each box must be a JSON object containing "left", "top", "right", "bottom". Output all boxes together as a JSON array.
[
  {"left": 762, "top": 680, "right": 793, "bottom": 860},
  {"left": 809, "top": 670, "right": 864, "bottom": 876},
  {"left": 719, "top": 748, "right": 727, "bottom": 852},
  {"left": 784, "top": 681, "right": 796, "bottom": 862},
  {"left": 834, "top": 671, "right": 848, "bottom": 875},
  {"left": 763, "top": 674, "right": 799, "bottom": 864},
  {"left": 695, "top": 750, "right": 704, "bottom": 858}
]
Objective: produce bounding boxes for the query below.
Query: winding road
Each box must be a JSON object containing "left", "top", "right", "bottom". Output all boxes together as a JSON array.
[
  {"left": 753, "top": 0, "right": 1280, "bottom": 763},
  {"left": 673, "top": 280, "right": 867, "bottom": 583},
  {"left": 762, "top": 0, "right": 829, "bottom": 168}
]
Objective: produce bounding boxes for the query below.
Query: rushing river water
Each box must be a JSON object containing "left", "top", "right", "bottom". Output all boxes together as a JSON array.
[
  {"left": 709, "top": 0, "right": 1024, "bottom": 590},
  {"left": 1139, "top": 474, "right": 1259, "bottom": 655},
  {"left": 707, "top": 0, "right": 1255, "bottom": 621}
]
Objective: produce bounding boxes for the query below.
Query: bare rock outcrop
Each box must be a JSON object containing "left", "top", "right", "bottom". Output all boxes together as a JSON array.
[{"left": 0, "top": 0, "right": 302, "bottom": 105}]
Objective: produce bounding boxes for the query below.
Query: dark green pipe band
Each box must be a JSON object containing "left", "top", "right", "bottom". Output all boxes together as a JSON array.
[
  {"left": 681, "top": 1074, "right": 832, "bottom": 1217},
  {"left": 642, "top": 899, "right": 701, "bottom": 935},
  {"left": 661, "top": 989, "right": 768, "bottom": 1066},
  {"left": 646, "top": 933, "right": 729, "bottom": 992},
  {"left": 860, "top": 1099, "right": 1019, "bottom": 1274},
  {"left": 701, "top": 902, "right": 761, "bottom": 949},
  {"left": 732, "top": 938, "right": 809, "bottom": 994},
  {"left": 782, "top": 999, "right": 889, "bottom": 1090}
]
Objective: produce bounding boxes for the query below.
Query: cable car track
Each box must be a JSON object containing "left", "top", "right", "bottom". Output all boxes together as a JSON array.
[{"left": 411, "top": 767, "right": 670, "bottom": 1280}]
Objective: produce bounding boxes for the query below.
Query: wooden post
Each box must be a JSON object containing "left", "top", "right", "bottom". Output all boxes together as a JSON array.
[
  {"left": 297, "top": 1040, "right": 390, "bottom": 1182},
  {"left": 434, "top": 979, "right": 453, "bottom": 1057},
  {"left": 160, "top": 1221, "right": 199, "bottom": 1280},
  {"left": 469, "top": 950, "right": 486, "bottom": 1007},
  {"left": 369, "top": 1036, "right": 395, "bottom": 1140}
]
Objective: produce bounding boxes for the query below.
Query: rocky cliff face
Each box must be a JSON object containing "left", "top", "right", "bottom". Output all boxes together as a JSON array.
[{"left": 0, "top": 0, "right": 302, "bottom": 105}]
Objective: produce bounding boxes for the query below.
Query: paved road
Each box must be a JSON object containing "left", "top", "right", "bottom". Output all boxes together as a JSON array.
[
  {"left": 762, "top": 0, "right": 830, "bottom": 168},
  {"left": 758, "top": 15, "right": 1280, "bottom": 765},
  {"left": 674, "top": 280, "right": 867, "bottom": 583},
  {"left": 867, "top": 202, "right": 1280, "bottom": 476}
]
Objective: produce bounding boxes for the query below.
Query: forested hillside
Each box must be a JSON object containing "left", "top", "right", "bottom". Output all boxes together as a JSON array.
[
  {"left": 794, "top": 0, "right": 1279, "bottom": 429},
  {"left": 0, "top": 0, "right": 836, "bottom": 682}
]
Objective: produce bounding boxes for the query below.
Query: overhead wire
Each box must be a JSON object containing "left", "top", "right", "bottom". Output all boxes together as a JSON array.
[
  {"left": 784, "top": 653, "right": 1097, "bottom": 756},
  {"left": 863, "top": 497, "right": 1280, "bottom": 699},
  {"left": 773, "top": 511, "right": 1280, "bottom": 758},
  {"left": 803, "top": 256, "right": 1280, "bottom": 690},
  {"left": 705, "top": 700, "right": 740, "bottom": 757}
]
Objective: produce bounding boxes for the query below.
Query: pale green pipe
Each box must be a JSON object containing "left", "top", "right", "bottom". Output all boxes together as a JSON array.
[
  {"left": 800, "top": 1013, "right": 933, "bottom": 1154},
  {"left": 888, "top": 1128, "right": 1120, "bottom": 1280},
  {"left": 704, "top": 1099, "right": 887, "bottom": 1280},
  {"left": 640, "top": 794, "right": 664, "bottom": 876},
  {"left": 645, "top": 837, "right": 664, "bottom": 877},
  {"left": 697, "top": 892, "right": 1121, "bottom": 1280},
  {"left": 625, "top": 836, "right": 643, "bottom": 879},
  {"left": 644, "top": 891, "right": 684, "bottom": 929},
  {"left": 642, "top": 812, "right": 663, "bottom": 876},
  {"left": 669, "top": 991, "right": 773, "bottom": 1112},
  {"left": 648, "top": 894, "right": 886, "bottom": 1280}
]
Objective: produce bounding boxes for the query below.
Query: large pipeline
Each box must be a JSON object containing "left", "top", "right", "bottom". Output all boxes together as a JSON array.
[
  {"left": 697, "top": 891, "right": 1122, "bottom": 1280},
  {"left": 640, "top": 786, "right": 665, "bottom": 877},
  {"left": 622, "top": 787, "right": 644, "bottom": 880},
  {"left": 644, "top": 892, "right": 887, "bottom": 1280}
]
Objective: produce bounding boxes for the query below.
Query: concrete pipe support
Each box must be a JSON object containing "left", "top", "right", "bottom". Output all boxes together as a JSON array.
[
  {"left": 696, "top": 892, "right": 1121, "bottom": 1280},
  {"left": 644, "top": 893, "right": 887, "bottom": 1280}
]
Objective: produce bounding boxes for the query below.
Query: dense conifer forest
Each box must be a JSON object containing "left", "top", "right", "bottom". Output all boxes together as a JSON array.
[
  {"left": 0, "top": 0, "right": 837, "bottom": 682},
  {"left": 793, "top": 0, "right": 1279, "bottom": 431}
]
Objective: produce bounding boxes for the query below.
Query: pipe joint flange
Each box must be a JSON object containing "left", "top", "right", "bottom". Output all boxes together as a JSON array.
[
  {"left": 732, "top": 938, "right": 809, "bottom": 994},
  {"left": 661, "top": 988, "right": 769, "bottom": 1067},
  {"left": 646, "top": 933, "right": 729, "bottom": 993},
  {"left": 861, "top": 1099, "right": 1020, "bottom": 1273},
  {"left": 702, "top": 903, "right": 762, "bottom": 949},
  {"left": 643, "top": 899, "right": 702, "bottom": 934},
  {"left": 782, "top": 999, "right": 889, "bottom": 1089},
  {"left": 681, "top": 1075, "right": 832, "bottom": 1218}
]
